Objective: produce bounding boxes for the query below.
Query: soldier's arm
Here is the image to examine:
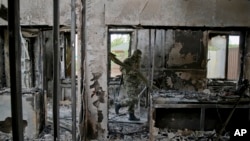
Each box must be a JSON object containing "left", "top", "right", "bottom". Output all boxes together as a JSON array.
[{"left": 109, "top": 52, "right": 159, "bottom": 90}]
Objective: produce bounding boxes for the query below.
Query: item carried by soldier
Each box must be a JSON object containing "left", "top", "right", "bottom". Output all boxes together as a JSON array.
[{"left": 109, "top": 51, "right": 158, "bottom": 90}]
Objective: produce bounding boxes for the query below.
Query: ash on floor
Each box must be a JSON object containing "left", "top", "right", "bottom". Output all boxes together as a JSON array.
[
  {"left": 108, "top": 122, "right": 149, "bottom": 141},
  {"left": 108, "top": 101, "right": 149, "bottom": 141},
  {"left": 154, "top": 128, "right": 230, "bottom": 141}
]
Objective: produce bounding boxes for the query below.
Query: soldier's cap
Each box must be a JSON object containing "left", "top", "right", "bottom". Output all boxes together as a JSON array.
[{"left": 133, "top": 49, "right": 142, "bottom": 57}]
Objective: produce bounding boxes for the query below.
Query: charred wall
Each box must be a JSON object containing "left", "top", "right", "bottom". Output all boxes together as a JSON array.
[
  {"left": 134, "top": 29, "right": 207, "bottom": 91},
  {"left": 133, "top": 28, "right": 250, "bottom": 92}
]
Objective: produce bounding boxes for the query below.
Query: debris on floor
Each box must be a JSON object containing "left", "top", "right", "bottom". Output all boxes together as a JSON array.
[{"left": 155, "top": 128, "right": 230, "bottom": 141}]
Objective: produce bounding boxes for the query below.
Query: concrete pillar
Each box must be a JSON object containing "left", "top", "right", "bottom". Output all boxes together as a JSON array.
[{"left": 82, "top": 0, "right": 108, "bottom": 140}]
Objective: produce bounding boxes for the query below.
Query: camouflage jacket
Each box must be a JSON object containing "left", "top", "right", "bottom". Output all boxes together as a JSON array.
[{"left": 121, "top": 56, "right": 141, "bottom": 85}]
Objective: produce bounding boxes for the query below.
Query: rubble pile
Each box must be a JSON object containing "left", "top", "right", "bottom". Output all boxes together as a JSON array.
[
  {"left": 155, "top": 128, "right": 230, "bottom": 141},
  {"left": 108, "top": 122, "right": 149, "bottom": 141}
]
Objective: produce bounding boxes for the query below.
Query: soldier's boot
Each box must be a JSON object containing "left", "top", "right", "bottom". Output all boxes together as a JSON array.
[
  {"left": 115, "top": 103, "right": 121, "bottom": 114},
  {"left": 128, "top": 112, "right": 140, "bottom": 121}
]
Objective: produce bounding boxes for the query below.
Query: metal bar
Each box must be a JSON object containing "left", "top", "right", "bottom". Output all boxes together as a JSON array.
[
  {"left": 71, "top": 0, "right": 76, "bottom": 140},
  {"left": 107, "top": 32, "right": 111, "bottom": 79},
  {"left": 8, "top": 0, "right": 24, "bottom": 140},
  {"left": 225, "top": 35, "right": 229, "bottom": 79},
  {"left": 53, "top": 0, "right": 60, "bottom": 140}
]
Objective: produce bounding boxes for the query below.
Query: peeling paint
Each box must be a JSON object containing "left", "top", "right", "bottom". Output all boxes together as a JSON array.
[{"left": 167, "top": 42, "right": 196, "bottom": 67}]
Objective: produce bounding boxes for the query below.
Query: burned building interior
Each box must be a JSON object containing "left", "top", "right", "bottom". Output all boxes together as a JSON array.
[{"left": 0, "top": 0, "right": 250, "bottom": 141}]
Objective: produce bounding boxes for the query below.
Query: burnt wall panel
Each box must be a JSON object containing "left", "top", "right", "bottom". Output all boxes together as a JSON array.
[
  {"left": 154, "top": 70, "right": 206, "bottom": 91},
  {"left": 167, "top": 30, "right": 205, "bottom": 69},
  {"left": 154, "top": 29, "right": 165, "bottom": 68},
  {"left": 133, "top": 29, "right": 207, "bottom": 91}
]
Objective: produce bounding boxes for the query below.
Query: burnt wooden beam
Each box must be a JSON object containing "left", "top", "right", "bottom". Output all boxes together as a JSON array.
[{"left": 8, "top": 0, "right": 24, "bottom": 140}]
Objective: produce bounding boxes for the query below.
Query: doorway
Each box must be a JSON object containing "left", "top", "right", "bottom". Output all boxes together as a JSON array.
[{"left": 108, "top": 29, "right": 149, "bottom": 139}]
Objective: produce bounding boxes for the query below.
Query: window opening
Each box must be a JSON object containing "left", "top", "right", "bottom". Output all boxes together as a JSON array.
[
  {"left": 110, "top": 34, "right": 130, "bottom": 78},
  {"left": 207, "top": 34, "right": 240, "bottom": 80}
]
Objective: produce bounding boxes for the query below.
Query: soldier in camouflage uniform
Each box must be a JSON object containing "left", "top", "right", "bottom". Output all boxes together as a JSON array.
[{"left": 115, "top": 49, "right": 142, "bottom": 121}]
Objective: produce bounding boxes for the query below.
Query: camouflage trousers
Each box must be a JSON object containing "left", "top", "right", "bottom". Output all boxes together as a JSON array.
[{"left": 119, "top": 82, "right": 140, "bottom": 113}]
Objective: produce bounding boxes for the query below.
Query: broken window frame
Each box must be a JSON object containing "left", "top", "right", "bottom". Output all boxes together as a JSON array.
[{"left": 206, "top": 31, "right": 242, "bottom": 82}]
